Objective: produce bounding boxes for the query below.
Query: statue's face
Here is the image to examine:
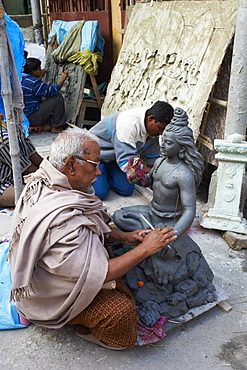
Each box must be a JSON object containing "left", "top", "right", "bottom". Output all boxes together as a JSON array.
[{"left": 161, "top": 131, "right": 182, "bottom": 158}]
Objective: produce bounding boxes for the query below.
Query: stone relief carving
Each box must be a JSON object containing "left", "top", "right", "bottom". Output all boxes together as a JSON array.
[
  {"left": 215, "top": 145, "right": 247, "bottom": 155},
  {"left": 223, "top": 181, "right": 236, "bottom": 203},
  {"left": 44, "top": 47, "right": 87, "bottom": 124},
  {"left": 102, "top": 1, "right": 237, "bottom": 140}
]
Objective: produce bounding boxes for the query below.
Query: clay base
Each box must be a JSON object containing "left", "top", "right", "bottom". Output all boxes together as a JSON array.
[{"left": 163, "top": 284, "right": 228, "bottom": 332}]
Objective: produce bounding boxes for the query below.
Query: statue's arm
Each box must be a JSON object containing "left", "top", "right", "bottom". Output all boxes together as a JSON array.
[
  {"left": 156, "top": 172, "right": 196, "bottom": 261},
  {"left": 173, "top": 173, "right": 196, "bottom": 237}
]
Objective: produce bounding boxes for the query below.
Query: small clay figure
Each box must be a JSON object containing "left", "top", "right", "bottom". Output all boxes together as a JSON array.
[{"left": 113, "top": 108, "right": 215, "bottom": 326}]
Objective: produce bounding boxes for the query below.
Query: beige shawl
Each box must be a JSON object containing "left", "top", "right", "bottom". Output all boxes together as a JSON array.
[{"left": 9, "top": 158, "right": 111, "bottom": 328}]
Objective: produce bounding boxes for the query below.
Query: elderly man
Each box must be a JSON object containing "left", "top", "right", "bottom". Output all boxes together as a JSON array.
[{"left": 9, "top": 127, "right": 176, "bottom": 350}]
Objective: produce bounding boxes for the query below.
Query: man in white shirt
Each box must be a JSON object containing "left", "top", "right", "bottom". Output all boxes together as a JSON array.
[{"left": 90, "top": 101, "right": 174, "bottom": 199}]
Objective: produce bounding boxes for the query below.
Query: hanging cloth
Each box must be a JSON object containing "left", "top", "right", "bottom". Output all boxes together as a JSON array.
[
  {"left": 68, "top": 49, "right": 103, "bottom": 75},
  {"left": 52, "top": 20, "right": 85, "bottom": 63}
]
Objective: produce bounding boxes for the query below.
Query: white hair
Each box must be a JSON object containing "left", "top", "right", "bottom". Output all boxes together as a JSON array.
[{"left": 49, "top": 127, "right": 99, "bottom": 169}]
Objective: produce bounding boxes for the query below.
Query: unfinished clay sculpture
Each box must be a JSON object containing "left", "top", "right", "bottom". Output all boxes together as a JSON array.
[{"left": 113, "top": 107, "right": 216, "bottom": 327}]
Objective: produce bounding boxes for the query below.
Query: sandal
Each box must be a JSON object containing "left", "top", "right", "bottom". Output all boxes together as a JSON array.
[{"left": 75, "top": 325, "right": 127, "bottom": 350}]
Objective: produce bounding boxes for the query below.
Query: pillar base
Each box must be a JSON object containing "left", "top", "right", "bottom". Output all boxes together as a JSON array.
[
  {"left": 201, "top": 211, "right": 247, "bottom": 234},
  {"left": 201, "top": 135, "right": 247, "bottom": 235}
]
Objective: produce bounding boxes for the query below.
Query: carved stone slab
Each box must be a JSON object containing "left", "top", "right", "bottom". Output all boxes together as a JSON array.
[
  {"left": 102, "top": 0, "right": 237, "bottom": 139},
  {"left": 44, "top": 47, "right": 87, "bottom": 124}
]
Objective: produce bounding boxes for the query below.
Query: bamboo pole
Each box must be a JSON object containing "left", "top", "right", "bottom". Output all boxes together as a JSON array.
[{"left": 0, "top": 1, "right": 23, "bottom": 203}]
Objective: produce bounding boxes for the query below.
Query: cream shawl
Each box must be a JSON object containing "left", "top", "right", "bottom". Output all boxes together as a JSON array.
[{"left": 9, "top": 158, "right": 111, "bottom": 328}]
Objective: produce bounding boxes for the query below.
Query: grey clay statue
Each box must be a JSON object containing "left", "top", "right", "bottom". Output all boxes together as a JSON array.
[{"left": 113, "top": 107, "right": 216, "bottom": 327}]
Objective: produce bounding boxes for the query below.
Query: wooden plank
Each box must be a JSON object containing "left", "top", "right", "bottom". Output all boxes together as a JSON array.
[
  {"left": 197, "top": 133, "right": 214, "bottom": 151},
  {"left": 73, "top": 97, "right": 83, "bottom": 125},
  {"left": 77, "top": 99, "right": 100, "bottom": 127},
  {"left": 208, "top": 97, "right": 228, "bottom": 108},
  {"left": 217, "top": 301, "right": 232, "bottom": 313}
]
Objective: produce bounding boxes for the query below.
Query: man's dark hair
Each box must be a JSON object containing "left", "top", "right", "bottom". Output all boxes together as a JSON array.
[
  {"left": 23, "top": 58, "right": 41, "bottom": 75},
  {"left": 146, "top": 101, "right": 174, "bottom": 124}
]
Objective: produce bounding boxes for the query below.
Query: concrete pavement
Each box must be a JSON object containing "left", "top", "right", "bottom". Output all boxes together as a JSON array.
[{"left": 0, "top": 197, "right": 247, "bottom": 370}]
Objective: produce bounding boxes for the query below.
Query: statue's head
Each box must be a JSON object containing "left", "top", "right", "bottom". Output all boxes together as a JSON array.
[
  {"left": 161, "top": 107, "right": 194, "bottom": 159},
  {"left": 161, "top": 107, "right": 204, "bottom": 187}
]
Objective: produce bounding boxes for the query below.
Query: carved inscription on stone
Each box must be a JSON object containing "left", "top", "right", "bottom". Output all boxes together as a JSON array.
[
  {"left": 44, "top": 47, "right": 87, "bottom": 124},
  {"left": 102, "top": 1, "right": 237, "bottom": 139}
]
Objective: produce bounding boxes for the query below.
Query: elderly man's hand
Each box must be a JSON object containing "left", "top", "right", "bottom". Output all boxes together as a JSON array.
[
  {"left": 106, "top": 227, "right": 177, "bottom": 283},
  {"left": 139, "top": 227, "right": 177, "bottom": 257},
  {"left": 124, "top": 229, "right": 151, "bottom": 246}
]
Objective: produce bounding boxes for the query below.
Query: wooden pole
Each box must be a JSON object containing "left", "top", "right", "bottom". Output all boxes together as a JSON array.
[
  {"left": 90, "top": 75, "right": 102, "bottom": 109},
  {"left": 0, "top": 1, "right": 23, "bottom": 203}
]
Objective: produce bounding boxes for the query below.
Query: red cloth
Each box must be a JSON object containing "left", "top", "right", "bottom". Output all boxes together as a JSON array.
[
  {"left": 136, "top": 316, "right": 167, "bottom": 346},
  {"left": 126, "top": 157, "right": 146, "bottom": 186}
]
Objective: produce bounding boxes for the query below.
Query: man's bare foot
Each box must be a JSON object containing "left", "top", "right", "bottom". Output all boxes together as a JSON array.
[
  {"left": 42, "top": 123, "right": 51, "bottom": 132},
  {"left": 51, "top": 126, "right": 65, "bottom": 134}
]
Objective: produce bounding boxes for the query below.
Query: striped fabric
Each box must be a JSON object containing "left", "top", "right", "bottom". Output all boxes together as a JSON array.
[
  {"left": 21, "top": 73, "right": 60, "bottom": 117},
  {"left": 0, "top": 126, "right": 36, "bottom": 195}
]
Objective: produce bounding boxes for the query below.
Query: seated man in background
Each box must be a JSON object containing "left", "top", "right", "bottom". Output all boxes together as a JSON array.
[
  {"left": 21, "top": 58, "right": 68, "bottom": 133},
  {"left": 89, "top": 101, "right": 174, "bottom": 200},
  {"left": 0, "top": 114, "right": 43, "bottom": 207},
  {"left": 9, "top": 127, "right": 177, "bottom": 350}
]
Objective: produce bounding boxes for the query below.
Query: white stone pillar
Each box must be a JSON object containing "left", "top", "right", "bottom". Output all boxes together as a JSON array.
[
  {"left": 224, "top": 0, "right": 247, "bottom": 138},
  {"left": 201, "top": 134, "right": 247, "bottom": 234}
]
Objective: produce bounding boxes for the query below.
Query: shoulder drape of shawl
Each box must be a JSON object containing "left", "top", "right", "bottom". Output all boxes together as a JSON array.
[{"left": 9, "top": 159, "right": 112, "bottom": 328}]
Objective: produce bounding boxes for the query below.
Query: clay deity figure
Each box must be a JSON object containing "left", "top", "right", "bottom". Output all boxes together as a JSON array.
[
  {"left": 114, "top": 107, "right": 204, "bottom": 262},
  {"left": 113, "top": 108, "right": 215, "bottom": 326}
]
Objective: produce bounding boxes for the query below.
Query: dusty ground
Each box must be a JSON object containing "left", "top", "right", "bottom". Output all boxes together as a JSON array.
[
  {"left": 1, "top": 197, "right": 247, "bottom": 370},
  {"left": 0, "top": 131, "right": 247, "bottom": 369}
]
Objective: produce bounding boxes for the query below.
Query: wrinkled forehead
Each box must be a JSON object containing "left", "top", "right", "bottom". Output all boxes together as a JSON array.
[{"left": 81, "top": 140, "right": 100, "bottom": 153}]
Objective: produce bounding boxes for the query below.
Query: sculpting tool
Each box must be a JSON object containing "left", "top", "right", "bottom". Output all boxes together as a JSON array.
[
  {"left": 140, "top": 213, "right": 155, "bottom": 230},
  {"left": 140, "top": 213, "right": 171, "bottom": 249}
]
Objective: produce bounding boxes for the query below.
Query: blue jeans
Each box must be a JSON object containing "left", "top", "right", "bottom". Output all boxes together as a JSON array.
[{"left": 93, "top": 161, "right": 135, "bottom": 200}]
